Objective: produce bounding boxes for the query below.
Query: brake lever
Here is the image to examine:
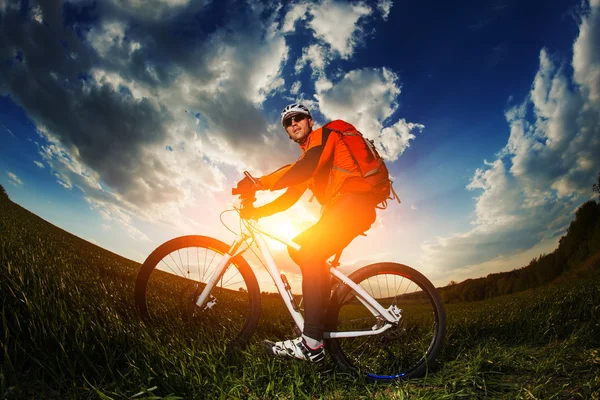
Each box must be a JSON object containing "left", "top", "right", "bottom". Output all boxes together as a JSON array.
[{"left": 244, "top": 171, "right": 257, "bottom": 185}]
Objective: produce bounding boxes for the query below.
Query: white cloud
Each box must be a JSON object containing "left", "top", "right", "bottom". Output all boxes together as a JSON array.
[
  {"left": 2, "top": 124, "right": 16, "bottom": 138},
  {"left": 283, "top": 0, "right": 376, "bottom": 65},
  {"left": 377, "top": 0, "right": 393, "bottom": 21},
  {"left": 573, "top": 0, "right": 600, "bottom": 105},
  {"left": 34, "top": 161, "right": 44, "bottom": 168},
  {"left": 466, "top": 159, "right": 524, "bottom": 228},
  {"left": 36, "top": 128, "right": 212, "bottom": 239},
  {"left": 31, "top": 5, "right": 43, "bottom": 23},
  {"left": 7, "top": 172, "right": 22, "bottom": 186},
  {"left": 290, "top": 81, "right": 301, "bottom": 95},
  {"left": 84, "top": 197, "right": 150, "bottom": 242},
  {"left": 379, "top": 119, "right": 423, "bottom": 162},
  {"left": 423, "top": 0, "right": 600, "bottom": 279},
  {"left": 107, "top": 0, "right": 196, "bottom": 20},
  {"left": 87, "top": 20, "right": 127, "bottom": 58},
  {"left": 308, "top": 0, "right": 372, "bottom": 59},
  {"left": 295, "top": 44, "right": 330, "bottom": 75},
  {"left": 316, "top": 67, "right": 423, "bottom": 160},
  {"left": 246, "top": 35, "right": 289, "bottom": 104},
  {"left": 282, "top": 2, "right": 311, "bottom": 33}
]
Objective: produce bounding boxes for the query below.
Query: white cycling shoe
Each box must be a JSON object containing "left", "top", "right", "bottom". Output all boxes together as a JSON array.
[{"left": 262, "top": 337, "right": 325, "bottom": 363}]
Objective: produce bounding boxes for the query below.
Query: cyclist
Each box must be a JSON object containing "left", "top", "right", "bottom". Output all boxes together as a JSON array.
[{"left": 237, "top": 103, "right": 378, "bottom": 362}]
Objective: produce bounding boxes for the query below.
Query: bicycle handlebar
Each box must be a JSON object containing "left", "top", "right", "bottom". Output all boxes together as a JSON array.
[{"left": 232, "top": 171, "right": 258, "bottom": 209}]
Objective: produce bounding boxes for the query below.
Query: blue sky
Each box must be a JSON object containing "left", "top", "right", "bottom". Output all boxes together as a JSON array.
[{"left": 1, "top": 0, "right": 599, "bottom": 289}]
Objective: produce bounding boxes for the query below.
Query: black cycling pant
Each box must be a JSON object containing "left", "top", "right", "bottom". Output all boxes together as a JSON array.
[{"left": 288, "top": 193, "right": 376, "bottom": 341}]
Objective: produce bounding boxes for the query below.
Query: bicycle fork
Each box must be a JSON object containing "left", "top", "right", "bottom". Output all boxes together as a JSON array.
[
  {"left": 194, "top": 235, "right": 245, "bottom": 309},
  {"left": 192, "top": 233, "right": 302, "bottom": 319}
]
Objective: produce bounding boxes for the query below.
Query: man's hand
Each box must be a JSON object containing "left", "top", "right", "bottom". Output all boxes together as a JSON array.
[
  {"left": 240, "top": 206, "right": 264, "bottom": 220},
  {"left": 235, "top": 175, "right": 264, "bottom": 192},
  {"left": 236, "top": 176, "right": 256, "bottom": 193}
]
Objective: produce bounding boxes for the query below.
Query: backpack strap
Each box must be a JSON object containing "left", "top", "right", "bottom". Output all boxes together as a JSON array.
[
  {"left": 389, "top": 181, "right": 401, "bottom": 204},
  {"left": 363, "top": 159, "right": 383, "bottom": 177},
  {"left": 332, "top": 165, "right": 352, "bottom": 174},
  {"left": 325, "top": 127, "right": 363, "bottom": 175}
]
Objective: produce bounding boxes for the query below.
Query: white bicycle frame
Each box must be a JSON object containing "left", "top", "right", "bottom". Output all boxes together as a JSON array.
[{"left": 195, "top": 218, "right": 402, "bottom": 339}]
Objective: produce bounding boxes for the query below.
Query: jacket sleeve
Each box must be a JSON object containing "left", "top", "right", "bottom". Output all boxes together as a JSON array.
[
  {"left": 255, "top": 183, "right": 307, "bottom": 216},
  {"left": 259, "top": 164, "right": 293, "bottom": 190}
]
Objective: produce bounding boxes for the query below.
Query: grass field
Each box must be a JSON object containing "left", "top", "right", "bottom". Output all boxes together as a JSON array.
[{"left": 1, "top": 196, "right": 599, "bottom": 399}]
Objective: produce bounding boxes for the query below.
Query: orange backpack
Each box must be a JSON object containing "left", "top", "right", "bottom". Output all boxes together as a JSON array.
[{"left": 324, "top": 120, "right": 400, "bottom": 208}]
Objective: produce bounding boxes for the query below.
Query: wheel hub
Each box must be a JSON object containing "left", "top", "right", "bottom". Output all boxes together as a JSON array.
[
  {"left": 382, "top": 306, "right": 405, "bottom": 339},
  {"left": 202, "top": 294, "right": 217, "bottom": 310}
]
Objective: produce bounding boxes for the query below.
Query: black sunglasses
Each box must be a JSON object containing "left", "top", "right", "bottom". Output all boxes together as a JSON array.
[{"left": 283, "top": 114, "right": 308, "bottom": 127}]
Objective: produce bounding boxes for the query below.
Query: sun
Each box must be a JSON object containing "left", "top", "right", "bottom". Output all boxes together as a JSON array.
[{"left": 260, "top": 215, "right": 302, "bottom": 250}]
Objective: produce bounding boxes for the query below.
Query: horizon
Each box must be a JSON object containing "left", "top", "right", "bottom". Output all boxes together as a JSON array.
[
  {"left": 1, "top": 0, "right": 599, "bottom": 291},
  {"left": 0, "top": 184, "right": 598, "bottom": 296},
  {"left": 2, "top": 176, "right": 598, "bottom": 294}
]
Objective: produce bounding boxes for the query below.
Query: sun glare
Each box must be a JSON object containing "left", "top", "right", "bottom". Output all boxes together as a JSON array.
[{"left": 260, "top": 216, "right": 302, "bottom": 250}]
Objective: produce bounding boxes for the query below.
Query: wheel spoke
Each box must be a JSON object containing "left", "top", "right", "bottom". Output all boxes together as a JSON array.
[
  {"left": 202, "top": 247, "right": 208, "bottom": 281},
  {"left": 328, "top": 265, "right": 445, "bottom": 380},
  {"left": 221, "top": 269, "right": 243, "bottom": 288},
  {"left": 177, "top": 249, "right": 185, "bottom": 276},
  {"left": 159, "top": 258, "right": 180, "bottom": 277},
  {"left": 136, "top": 237, "right": 259, "bottom": 348},
  {"left": 167, "top": 252, "right": 187, "bottom": 277}
]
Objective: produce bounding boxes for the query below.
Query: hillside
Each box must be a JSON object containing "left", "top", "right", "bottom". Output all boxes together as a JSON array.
[
  {"left": 438, "top": 199, "right": 600, "bottom": 303},
  {"left": 1, "top": 192, "right": 599, "bottom": 399}
]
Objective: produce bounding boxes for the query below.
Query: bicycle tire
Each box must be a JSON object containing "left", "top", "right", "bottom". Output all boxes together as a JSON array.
[
  {"left": 135, "top": 235, "right": 261, "bottom": 347},
  {"left": 325, "top": 262, "right": 446, "bottom": 381}
]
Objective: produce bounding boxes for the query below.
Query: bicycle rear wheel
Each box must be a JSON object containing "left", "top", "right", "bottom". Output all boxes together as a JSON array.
[
  {"left": 135, "top": 235, "right": 261, "bottom": 347},
  {"left": 325, "top": 263, "right": 445, "bottom": 381}
]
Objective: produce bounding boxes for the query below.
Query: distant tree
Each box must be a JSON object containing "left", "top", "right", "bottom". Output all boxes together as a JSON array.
[
  {"left": 439, "top": 191, "right": 600, "bottom": 303},
  {"left": 594, "top": 172, "right": 600, "bottom": 197},
  {"left": 0, "top": 184, "right": 8, "bottom": 200},
  {"left": 588, "top": 216, "right": 600, "bottom": 255},
  {"left": 571, "top": 201, "right": 599, "bottom": 237},
  {"left": 557, "top": 200, "right": 600, "bottom": 269}
]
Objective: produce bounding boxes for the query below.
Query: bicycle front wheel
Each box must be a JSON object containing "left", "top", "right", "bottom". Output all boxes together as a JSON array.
[
  {"left": 325, "top": 263, "right": 446, "bottom": 381},
  {"left": 135, "top": 235, "right": 261, "bottom": 347}
]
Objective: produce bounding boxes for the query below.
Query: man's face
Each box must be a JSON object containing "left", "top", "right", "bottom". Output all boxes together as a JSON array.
[{"left": 284, "top": 113, "right": 314, "bottom": 143}]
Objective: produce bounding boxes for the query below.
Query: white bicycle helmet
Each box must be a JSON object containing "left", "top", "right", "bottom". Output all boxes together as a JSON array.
[{"left": 280, "top": 103, "right": 311, "bottom": 127}]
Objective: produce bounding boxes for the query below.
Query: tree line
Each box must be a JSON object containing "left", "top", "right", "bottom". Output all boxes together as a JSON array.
[
  {"left": 0, "top": 184, "right": 8, "bottom": 200},
  {"left": 439, "top": 173, "right": 600, "bottom": 303}
]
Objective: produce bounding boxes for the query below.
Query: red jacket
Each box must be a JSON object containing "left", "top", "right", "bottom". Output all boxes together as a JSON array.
[{"left": 259, "top": 121, "right": 373, "bottom": 214}]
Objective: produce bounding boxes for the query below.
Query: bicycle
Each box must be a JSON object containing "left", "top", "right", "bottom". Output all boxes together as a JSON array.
[{"left": 135, "top": 172, "right": 446, "bottom": 381}]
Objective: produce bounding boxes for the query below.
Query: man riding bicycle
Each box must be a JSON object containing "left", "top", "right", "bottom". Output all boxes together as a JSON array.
[{"left": 237, "top": 103, "right": 380, "bottom": 362}]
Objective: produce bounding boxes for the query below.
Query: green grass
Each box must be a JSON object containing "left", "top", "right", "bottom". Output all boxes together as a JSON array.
[{"left": 1, "top": 197, "right": 599, "bottom": 399}]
